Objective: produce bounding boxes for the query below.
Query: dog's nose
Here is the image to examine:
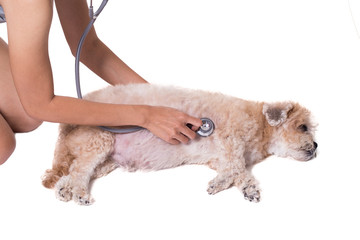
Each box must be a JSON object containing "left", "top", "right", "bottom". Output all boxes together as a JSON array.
[{"left": 313, "top": 142, "right": 318, "bottom": 149}]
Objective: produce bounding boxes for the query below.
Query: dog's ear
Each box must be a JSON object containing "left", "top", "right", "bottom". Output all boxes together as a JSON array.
[{"left": 262, "top": 102, "right": 294, "bottom": 126}]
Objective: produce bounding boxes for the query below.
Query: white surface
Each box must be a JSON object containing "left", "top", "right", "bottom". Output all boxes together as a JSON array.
[{"left": 1, "top": 1, "right": 359, "bottom": 239}]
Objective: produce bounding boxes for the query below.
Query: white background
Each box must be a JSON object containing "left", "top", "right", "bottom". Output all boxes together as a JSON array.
[{"left": 1, "top": 0, "right": 360, "bottom": 239}]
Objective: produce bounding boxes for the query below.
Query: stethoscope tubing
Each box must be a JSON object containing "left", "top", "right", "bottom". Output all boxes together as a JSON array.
[{"left": 75, "top": 0, "right": 214, "bottom": 136}]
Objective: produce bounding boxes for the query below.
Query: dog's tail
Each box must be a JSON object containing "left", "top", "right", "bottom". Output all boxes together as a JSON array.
[
  {"left": 41, "top": 153, "right": 74, "bottom": 189},
  {"left": 41, "top": 170, "right": 59, "bottom": 189},
  {"left": 41, "top": 124, "right": 76, "bottom": 189}
]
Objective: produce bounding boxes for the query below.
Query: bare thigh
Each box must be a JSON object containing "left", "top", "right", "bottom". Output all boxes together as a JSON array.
[
  {"left": 0, "top": 112, "right": 16, "bottom": 164},
  {"left": 0, "top": 38, "right": 42, "bottom": 133}
]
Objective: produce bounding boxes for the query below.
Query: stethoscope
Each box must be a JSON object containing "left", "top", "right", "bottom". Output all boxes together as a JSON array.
[{"left": 75, "top": 0, "right": 215, "bottom": 137}]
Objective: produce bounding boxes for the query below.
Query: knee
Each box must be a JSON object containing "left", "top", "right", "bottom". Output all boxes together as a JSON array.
[
  {"left": 14, "top": 117, "right": 42, "bottom": 133},
  {"left": 0, "top": 134, "right": 16, "bottom": 165}
]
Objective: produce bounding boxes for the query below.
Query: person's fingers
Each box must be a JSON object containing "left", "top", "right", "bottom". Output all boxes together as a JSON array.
[
  {"left": 174, "top": 132, "right": 190, "bottom": 144},
  {"left": 180, "top": 124, "right": 197, "bottom": 140},
  {"left": 144, "top": 106, "right": 204, "bottom": 144},
  {"left": 168, "top": 138, "right": 181, "bottom": 145},
  {"left": 186, "top": 116, "right": 203, "bottom": 130}
]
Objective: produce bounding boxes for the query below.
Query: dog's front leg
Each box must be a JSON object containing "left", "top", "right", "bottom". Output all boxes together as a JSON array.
[
  {"left": 207, "top": 167, "right": 260, "bottom": 202},
  {"left": 233, "top": 171, "right": 261, "bottom": 203},
  {"left": 207, "top": 164, "right": 257, "bottom": 197},
  {"left": 206, "top": 153, "right": 247, "bottom": 196},
  {"left": 206, "top": 138, "right": 261, "bottom": 202},
  {"left": 207, "top": 170, "right": 239, "bottom": 195}
]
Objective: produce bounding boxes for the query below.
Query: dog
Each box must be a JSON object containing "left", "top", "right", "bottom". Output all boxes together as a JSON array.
[{"left": 42, "top": 84, "right": 317, "bottom": 205}]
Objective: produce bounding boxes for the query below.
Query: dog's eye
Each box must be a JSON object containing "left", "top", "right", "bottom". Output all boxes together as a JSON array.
[{"left": 298, "top": 124, "right": 308, "bottom": 132}]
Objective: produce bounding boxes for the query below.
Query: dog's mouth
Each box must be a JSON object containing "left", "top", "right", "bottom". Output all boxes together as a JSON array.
[
  {"left": 305, "top": 150, "right": 317, "bottom": 161},
  {"left": 300, "top": 141, "right": 318, "bottom": 161}
]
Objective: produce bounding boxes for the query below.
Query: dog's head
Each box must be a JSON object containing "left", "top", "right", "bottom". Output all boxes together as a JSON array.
[{"left": 263, "top": 102, "right": 318, "bottom": 161}]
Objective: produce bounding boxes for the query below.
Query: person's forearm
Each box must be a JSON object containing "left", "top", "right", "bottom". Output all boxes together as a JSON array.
[
  {"left": 29, "top": 95, "right": 148, "bottom": 127},
  {"left": 80, "top": 39, "right": 148, "bottom": 86},
  {"left": 55, "top": 0, "right": 147, "bottom": 86}
]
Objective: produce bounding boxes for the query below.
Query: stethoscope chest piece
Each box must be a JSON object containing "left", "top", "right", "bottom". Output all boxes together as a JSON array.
[{"left": 197, "top": 118, "right": 215, "bottom": 137}]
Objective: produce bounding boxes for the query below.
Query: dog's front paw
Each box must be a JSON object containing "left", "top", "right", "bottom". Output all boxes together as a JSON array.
[
  {"left": 207, "top": 175, "right": 234, "bottom": 195},
  {"left": 207, "top": 182, "right": 220, "bottom": 195},
  {"left": 242, "top": 184, "right": 261, "bottom": 203}
]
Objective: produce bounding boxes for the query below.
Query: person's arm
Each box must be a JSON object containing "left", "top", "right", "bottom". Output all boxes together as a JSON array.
[
  {"left": 4, "top": 0, "right": 201, "bottom": 144},
  {"left": 55, "top": 0, "right": 146, "bottom": 85}
]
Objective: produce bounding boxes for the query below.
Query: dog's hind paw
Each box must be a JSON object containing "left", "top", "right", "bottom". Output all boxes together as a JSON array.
[
  {"left": 242, "top": 184, "right": 261, "bottom": 203},
  {"left": 73, "top": 190, "right": 94, "bottom": 206},
  {"left": 74, "top": 195, "right": 94, "bottom": 206},
  {"left": 55, "top": 176, "right": 73, "bottom": 202},
  {"left": 56, "top": 186, "right": 72, "bottom": 202}
]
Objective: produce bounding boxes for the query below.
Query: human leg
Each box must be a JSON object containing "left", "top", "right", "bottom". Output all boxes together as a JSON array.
[
  {"left": 0, "top": 114, "right": 15, "bottom": 165},
  {"left": 0, "top": 38, "right": 42, "bottom": 164}
]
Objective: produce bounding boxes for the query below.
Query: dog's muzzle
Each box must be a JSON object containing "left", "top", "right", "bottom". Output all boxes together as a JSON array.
[{"left": 305, "top": 141, "right": 318, "bottom": 160}]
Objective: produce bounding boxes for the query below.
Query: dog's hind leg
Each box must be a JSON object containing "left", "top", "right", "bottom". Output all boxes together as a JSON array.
[
  {"left": 72, "top": 153, "right": 110, "bottom": 205},
  {"left": 91, "top": 157, "right": 118, "bottom": 180},
  {"left": 42, "top": 124, "right": 77, "bottom": 189},
  {"left": 54, "top": 127, "right": 115, "bottom": 205},
  {"left": 55, "top": 152, "right": 110, "bottom": 205}
]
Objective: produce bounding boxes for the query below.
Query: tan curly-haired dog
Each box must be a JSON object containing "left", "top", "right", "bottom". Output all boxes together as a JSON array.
[{"left": 42, "top": 84, "right": 317, "bottom": 205}]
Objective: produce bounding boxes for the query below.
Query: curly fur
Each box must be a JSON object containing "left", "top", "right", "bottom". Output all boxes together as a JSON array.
[{"left": 42, "top": 84, "right": 317, "bottom": 205}]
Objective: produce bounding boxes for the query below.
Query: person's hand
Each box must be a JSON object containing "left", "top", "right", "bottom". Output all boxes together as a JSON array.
[{"left": 142, "top": 106, "right": 203, "bottom": 145}]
